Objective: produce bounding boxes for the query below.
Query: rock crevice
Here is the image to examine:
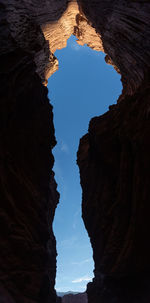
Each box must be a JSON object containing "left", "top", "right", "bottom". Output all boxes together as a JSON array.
[{"left": 0, "top": 0, "right": 150, "bottom": 302}]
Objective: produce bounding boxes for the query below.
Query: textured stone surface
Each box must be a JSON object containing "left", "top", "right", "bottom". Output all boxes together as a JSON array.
[
  {"left": 0, "top": 1, "right": 62, "bottom": 302},
  {"left": 42, "top": 2, "right": 79, "bottom": 54},
  {"left": 78, "top": 0, "right": 150, "bottom": 97},
  {"left": 0, "top": 46, "right": 59, "bottom": 302},
  {"left": 0, "top": 0, "right": 69, "bottom": 85},
  {"left": 77, "top": 74, "right": 150, "bottom": 302},
  {"left": 42, "top": 1, "right": 103, "bottom": 55},
  {"left": 77, "top": 1, "right": 150, "bottom": 302}
]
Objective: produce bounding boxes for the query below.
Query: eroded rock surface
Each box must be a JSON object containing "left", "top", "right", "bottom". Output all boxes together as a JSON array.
[
  {"left": 0, "top": 4, "right": 104, "bottom": 302},
  {"left": 42, "top": 1, "right": 103, "bottom": 70},
  {"left": 77, "top": 73, "right": 150, "bottom": 303},
  {"left": 78, "top": 0, "right": 150, "bottom": 96},
  {"left": 0, "top": 1, "right": 62, "bottom": 302},
  {"left": 0, "top": 46, "right": 59, "bottom": 302},
  {"left": 77, "top": 1, "right": 150, "bottom": 302}
]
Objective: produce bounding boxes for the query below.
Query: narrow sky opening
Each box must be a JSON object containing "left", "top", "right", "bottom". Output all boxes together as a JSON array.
[{"left": 48, "top": 35, "right": 122, "bottom": 294}]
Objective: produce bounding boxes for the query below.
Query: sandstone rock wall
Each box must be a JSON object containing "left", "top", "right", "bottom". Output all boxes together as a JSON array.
[
  {"left": 78, "top": 0, "right": 150, "bottom": 97},
  {"left": 77, "top": 76, "right": 150, "bottom": 302},
  {"left": 0, "top": 1, "right": 64, "bottom": 302},
  {"left": 77, "top": 1, "right": 150, "bottom": 302},
  {"left": 0, "top": 44, "right": 59, "bottom": 302}
]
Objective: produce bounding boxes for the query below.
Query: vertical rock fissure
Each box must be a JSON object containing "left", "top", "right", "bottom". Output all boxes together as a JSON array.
[
  {"left": 0, "top": 1, "right": 150, "bottom": 302},
  {"left": 48, "top": 35, "right": 122, "bottom": 298}
]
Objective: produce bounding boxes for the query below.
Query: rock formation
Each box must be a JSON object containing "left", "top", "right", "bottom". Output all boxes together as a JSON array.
[
  {"left": 0, "top": 42, "right": 58, "bottom": 303},
  {"left": 78, "top": 0, "right": 150, "bottom": 97},
  {"left": 0, "top": 1, "right": 104, "bottom": 302},
  {"left": 77, "top": 1, "right": 150, "bottom": 302},
  {"left": 62, "top": 292, "right": 87, "bottom": 303},
  {"left": 0, "top": 0, "right": 150, "bottom": 302},
  {"left": 77, "top": 78, "right": 150, "bottom": 302},
  {"left": 0, "top": 1, "right": 62, "bottom": 302}
]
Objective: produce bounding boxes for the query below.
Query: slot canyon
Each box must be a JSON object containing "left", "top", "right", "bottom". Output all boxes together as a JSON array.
[{"left": 0, "top": 0, "right": 150, "bottom": 302}]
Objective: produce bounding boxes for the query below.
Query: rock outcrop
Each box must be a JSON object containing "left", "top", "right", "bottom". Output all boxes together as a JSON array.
[
  {"left": 78, "top": 0, "right": 150, "bottom": 97},
  {"left": 0, "top": 0, "right": 150, "bottom": 302},
  {"left": 62, "top": 292, "right": 87, "bottom": 303}
]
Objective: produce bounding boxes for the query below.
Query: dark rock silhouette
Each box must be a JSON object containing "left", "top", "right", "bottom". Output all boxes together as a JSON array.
[
  {"left": 0, "top": 47, "right": 59, "bottom": 302},
  {"left": 0, "top": 2, "right": 60, "bottom": 302},
  {"left": 62, "top": 292, "right": 87, "bottom": 303},
  {"left": 77, "top": 1, "right": 150, "bottom": 302},
  {"left": 0, "top": 0, "right": 150, "bottom": 302},
  {"left": 77, "top": 79, "right": 150, "bottom": 302}
]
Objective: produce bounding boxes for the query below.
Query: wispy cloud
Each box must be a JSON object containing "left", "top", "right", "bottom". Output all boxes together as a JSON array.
[
  {"left": 72, "top": 276, "right": 92, "bottom": 283},
  {"left": 60, "top": 236, "right": 77, "bottom": 249},
  {"left": 60, "top": 141, "right": 69, "bottom": 154},
  {"left": 72, "top": 209, "right": 80, "bottom": 229},
  {"left": 72, "top": 258, "right": 92, "bottom": 265}
]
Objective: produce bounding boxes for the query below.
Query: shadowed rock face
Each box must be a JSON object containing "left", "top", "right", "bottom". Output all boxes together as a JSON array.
[
  {"left": 76, "top": 1, "right": 150, "bottom": 302},
  {"left": 0, "top": 0, "right": 150, "bottom": 302},
  {"left": 77, "top": 75, "right": 150, "bottom": 302},
  {"left": 0, "top": 1, "right": 61, "bottom": 302},
  {"left": 0, "top": 1, "right": 103, "bottom": 302},
  {"left": 0, "top": 46, "right": 59, "bottom": 302}
]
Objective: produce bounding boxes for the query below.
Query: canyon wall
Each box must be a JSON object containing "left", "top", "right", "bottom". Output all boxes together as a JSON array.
[
  {"left": 77, "top": 78, "right": 150, "bottom": 303},
  {"left": 0, "top": 0, "right": 150, "bottom": 302},
  {"left": 78, "top": 0, "right": 150, "bottom": 97},
  {"left": 77, "top": 1, "right": 150, "bottom": 302},
  {"left": 0, "top": 1, "right": 66, "bottom": 302},
  {"left": 0, "top": 1, "right": 104, "bottom": 302}
]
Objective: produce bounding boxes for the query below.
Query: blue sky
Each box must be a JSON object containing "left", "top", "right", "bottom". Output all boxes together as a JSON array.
[{"left": 48, "top": 35, "right": 122, "bottom": 293}]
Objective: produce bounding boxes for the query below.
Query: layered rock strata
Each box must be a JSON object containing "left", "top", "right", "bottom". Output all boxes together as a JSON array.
[
  {"left": 42, "top": 1, "right": 103, "bottom": 57},
  {"left": 78, "top": 0, "right": 150, "bottom": 97}
]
